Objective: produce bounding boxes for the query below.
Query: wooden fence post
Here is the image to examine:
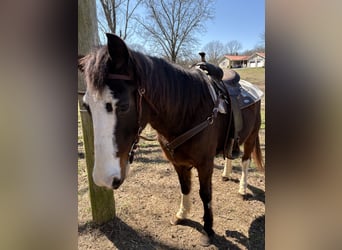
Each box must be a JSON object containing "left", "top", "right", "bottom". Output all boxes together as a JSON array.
[{"left": 78, "top": 0, "right": 115, "bottom": 223}]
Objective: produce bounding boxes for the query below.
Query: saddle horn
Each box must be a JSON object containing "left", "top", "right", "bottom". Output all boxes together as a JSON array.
[{"left": 199, "top": 52, "right": 206, "bottom": 62}]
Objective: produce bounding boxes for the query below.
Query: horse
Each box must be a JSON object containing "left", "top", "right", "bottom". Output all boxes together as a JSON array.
[
  {"left": 78, "top": 33, "right": 259, "bottom": 246},
  {"left": 220, "top": 98, "right": 264, "bottom": 196}
]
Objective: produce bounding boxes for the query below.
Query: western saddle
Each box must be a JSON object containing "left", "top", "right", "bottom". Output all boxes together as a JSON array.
[{"left": 194, "top": 52, "right": 242, "bottom": 159}]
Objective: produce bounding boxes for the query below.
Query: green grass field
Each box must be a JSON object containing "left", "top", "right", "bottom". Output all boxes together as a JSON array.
[{"left": 235, "top": 67, "right": 265, "bottom": 86}]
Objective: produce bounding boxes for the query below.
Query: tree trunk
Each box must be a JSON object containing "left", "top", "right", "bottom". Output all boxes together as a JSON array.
[{"left": 78, "top": 0, "right": 115, "bottom": 224}]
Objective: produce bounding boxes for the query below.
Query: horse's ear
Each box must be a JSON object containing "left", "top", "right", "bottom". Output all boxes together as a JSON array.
[
  {"left": 106, "top": 33, "right": 129, "bottom": 70},
  {"left": 78, "top": 54, "right": 85, "bottom": 72}
]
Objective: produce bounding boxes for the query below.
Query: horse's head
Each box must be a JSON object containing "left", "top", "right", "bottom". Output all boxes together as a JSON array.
[{"left": 78, "top": 34, "right": 140, "bottom": 189}]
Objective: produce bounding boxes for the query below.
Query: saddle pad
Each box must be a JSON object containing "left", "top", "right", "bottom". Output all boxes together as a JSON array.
[
  {"left": 206, "top": 77, "right": 263, "bottom": 113},
  {"left": 237, "top": 80, "right": 264, "bottom": 109}
]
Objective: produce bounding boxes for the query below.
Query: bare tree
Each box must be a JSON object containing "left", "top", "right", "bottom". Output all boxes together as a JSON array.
[
  {"left": 129, "top": 43, "right": 148, "bottom": 53},
  {"left": 98, "top": 0, "right": 121, "bottom": 35},
  {"left": 241, "top": 49, "right": 255, "bottom": 56},
  {"left": 98, "top": 0, "right": 143, "bottom": 41},
  {"left": 241, "top": 31, "right": 265, "bottom": 55},
  {"left": 255, "top": 31, "right": 265, "bottom": 52},
  {"left": 253, "top": 44, "right": 265, "bottom": 53},
  {"left": 225, "top": 40, "right": 243, "bottom": 55},
  {"left": 138, "top": 0, "right": 214, "bottom": 63},
  {"left": 259, "top": 31, "right": 265, "bottom": 45},
  {"left": 201, "top": 40, "right": 225, "bottom": 65}
]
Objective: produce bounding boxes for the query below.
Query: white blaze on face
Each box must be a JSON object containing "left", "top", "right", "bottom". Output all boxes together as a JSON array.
[{"left": 83, "top": 86, "right": 121, "bottom": 189}]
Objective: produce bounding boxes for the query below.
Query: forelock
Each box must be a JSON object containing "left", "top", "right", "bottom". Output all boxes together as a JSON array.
[{"left": 82, "top": 46, "right": 110, "bottom": 94}]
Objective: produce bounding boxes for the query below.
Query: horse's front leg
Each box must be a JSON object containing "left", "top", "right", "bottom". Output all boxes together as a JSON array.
[
  {"left": 197, "top": 164, "right": 214, "bottom": 246},
  {"left": 222, "top": 158, "right": 233, "bottom": 181},
  {"left": 171, "top": 165, "right": 192, "bottom": 224}
]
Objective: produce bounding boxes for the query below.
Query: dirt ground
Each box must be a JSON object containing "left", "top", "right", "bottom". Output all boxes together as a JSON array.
[{"left": 78, "top": 68, "right": 265, "bottom": 249}]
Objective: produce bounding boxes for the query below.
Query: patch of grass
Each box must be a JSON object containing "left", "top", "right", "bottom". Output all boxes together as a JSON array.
[
  {"left": 235, "top": 68, "right": 265, "bottom": 86},
  {"left": 261, "top": 110, "right": 265, "bottom": 129}
]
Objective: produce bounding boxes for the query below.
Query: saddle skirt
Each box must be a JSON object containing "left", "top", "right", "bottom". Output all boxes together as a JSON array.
[
  {"left": 231, "top": 79, "right": 264, "bottom": 110},
  {"left": 207, "top": 78, "right": 264, "bottom": 113}
]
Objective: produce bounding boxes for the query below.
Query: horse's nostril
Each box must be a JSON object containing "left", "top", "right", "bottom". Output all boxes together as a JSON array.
[{"left": 112, "top": 177, "right": 122, "bottom": 189}]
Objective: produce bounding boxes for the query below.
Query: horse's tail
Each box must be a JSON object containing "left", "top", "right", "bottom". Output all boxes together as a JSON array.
[{"left": 252, "top": 134, "right": 265, "bottom": 171}]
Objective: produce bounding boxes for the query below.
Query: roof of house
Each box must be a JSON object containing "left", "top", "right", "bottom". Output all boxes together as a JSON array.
[
  {"left": 224, "top": 55, "right": 249, "bottom": 61},
  {"left": 249, "top": 52, "right": 265, "bottom": 59},
  {"left": 224, "top": 52, "right": 265, "bottom": 61}
]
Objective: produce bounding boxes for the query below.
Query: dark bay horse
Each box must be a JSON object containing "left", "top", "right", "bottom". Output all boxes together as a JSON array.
[{"left": 78, "top": 33, "right": 251, "bottom": 245}]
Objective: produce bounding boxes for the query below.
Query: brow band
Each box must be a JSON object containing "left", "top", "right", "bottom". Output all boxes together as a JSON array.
[{"left": 107, "top": 74, "right": 132, "bottom": 81}]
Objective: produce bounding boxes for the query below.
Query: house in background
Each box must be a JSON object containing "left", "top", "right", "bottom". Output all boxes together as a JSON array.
[
  {"left": 219, "top": 52, "right": 265, "bottom": 69},
  {"left": 219, "top": 55, "right": 249, "bottom": 68},
  {"left": 247, "top": 52, "right": 265, "bottom": 67}
]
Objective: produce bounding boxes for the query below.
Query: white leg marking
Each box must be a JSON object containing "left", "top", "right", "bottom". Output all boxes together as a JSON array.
[
  {"left": 222, "top": 158, "right": 233, "bottom": 178},
  {"left": 176, "top": 193, "right": 191, "bottom": 219},
  {"left": 239, "top": 159, "right": 250, "bottom": 195}
]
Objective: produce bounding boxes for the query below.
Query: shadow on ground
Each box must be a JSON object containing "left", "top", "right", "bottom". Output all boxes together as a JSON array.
[
  {"left": 79, "top": 217, "right": 180, "bottom": 250},
  {"left": 225, "top": 215, "right": 265, "bottom": 250},
  {"left": 78, "top": 216, "right": 266, "bottom": 249}
]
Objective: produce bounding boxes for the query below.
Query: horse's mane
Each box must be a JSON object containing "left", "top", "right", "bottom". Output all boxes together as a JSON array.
[
  {"left": 131, "top": 51, "right": 212, "bottom": 129},
  {"left": 81, "top": 45, "right": 213, "bottom": 131}
]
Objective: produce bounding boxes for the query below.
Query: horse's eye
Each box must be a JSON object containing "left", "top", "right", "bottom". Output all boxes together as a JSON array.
[
  {"left": 117, "top": 103, "right": 129, "bottom": 113},
  {"left": 105, "top": 102, "right": 113, "bottom": 113}
]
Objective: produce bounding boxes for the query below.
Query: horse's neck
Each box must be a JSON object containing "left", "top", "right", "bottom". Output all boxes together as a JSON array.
[
  {"left": 141, "top": 100, "right": 170, "bottom": 138},
  {"left": 141, "top": 61, "right": 208, "bottom": 139}
]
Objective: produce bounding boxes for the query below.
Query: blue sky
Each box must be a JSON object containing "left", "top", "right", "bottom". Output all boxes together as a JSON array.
[
  {"left": 97, "top": 0, "right": 265, "bottom": 52},
  {"left": 200, "top": 0, "right": 265, "bottom": 51}
]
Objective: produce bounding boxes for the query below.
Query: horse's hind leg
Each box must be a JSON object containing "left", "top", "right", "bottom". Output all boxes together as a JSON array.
[
  {"left": 171, "top": 165, "right": 192, "bottom": 224},
  {"left": 222, "top": 156, "right": 250, "bottom": 195},
  {"left": 222, "top": 158, "right": 233, "bottom": 181},
  {"left": 238, "top": 134, "right": 256, "bottom": 195},
  {"left": 239, "top": 158, "right": 250, "bottom": 195}
]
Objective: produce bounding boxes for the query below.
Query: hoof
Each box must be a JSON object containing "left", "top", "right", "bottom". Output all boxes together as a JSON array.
[
  {"left": 238, "top": 190, "right": 246, "bottom": 196},
  {"left": 170, "top": 217, "right": 185, "bottom": 225},
  {"left": 222, "top": 176, "right": 230, "bottom": 182},
  {"left": 244, "top": 193, "right": 254, "bottom": 200},
  {"left": 200, "top": 231, "right": 215, "bottom": 247},
  {"left": 200, "top": 233, "right": 212, "bottom": 247},
  {"left": 237, "top": 193, "right": 249, "bottom": 200},
  {"left": 237, "top": 192, "right": 245, "bottom": 197}
]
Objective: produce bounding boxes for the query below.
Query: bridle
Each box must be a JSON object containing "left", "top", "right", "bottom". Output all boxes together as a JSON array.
[
  {"left": 106, "top": 73, "right": 148, "bottom": 164},
  {"left": 107, "top": 73, "right": 132, "bottom": 81},
  {"left": 78, "top": 72, "right": 155, "bottom": 164}
]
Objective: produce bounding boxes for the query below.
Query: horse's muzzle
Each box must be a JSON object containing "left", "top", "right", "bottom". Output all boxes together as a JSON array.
[{"left": 112, "top": 177, "right": 123, "bottom": 189}]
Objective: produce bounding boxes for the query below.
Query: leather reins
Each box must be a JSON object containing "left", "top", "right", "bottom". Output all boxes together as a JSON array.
[{"left": 165, "top": 98, "right": 221, "bottom": 157}]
